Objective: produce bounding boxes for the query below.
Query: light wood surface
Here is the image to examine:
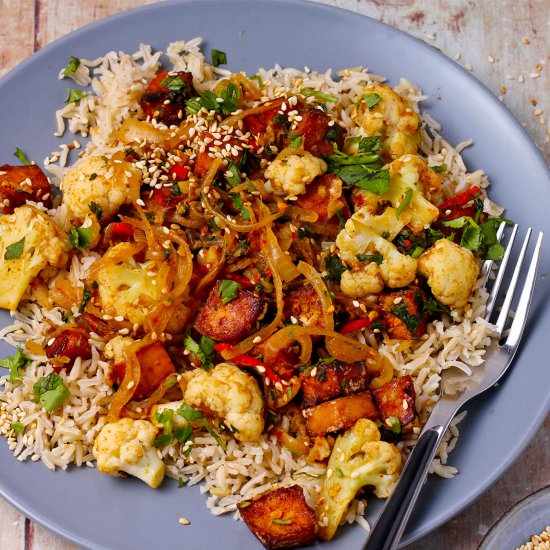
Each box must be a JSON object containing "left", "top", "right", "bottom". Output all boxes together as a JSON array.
[{"left": 0, "top": 1, "right": 548, "bottom": 548}]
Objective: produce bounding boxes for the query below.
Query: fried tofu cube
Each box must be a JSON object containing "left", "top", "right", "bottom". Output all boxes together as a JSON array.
[
  {"left": 0, "top": 205, "right": 67, "bottom": 310},
  {"left": 300, "top": 361, "right": 372, "bottom": 407},
  {"left": 303, "top": 391, "right": 379, "bottom": 437},
  {"left": 0, "top": 164, "right": 52, "bottom": 213},
  {"left": 379, "top": 288, "right": 427, "bottom": 340},
  {"left": 194, "top": 280, "right": 264, "bottom": 342},
  {"left": 284, "top": 285, "right": 324, "bottom": 329},
  {"left": 373, "top": 375, "right": 416, "bottom": 427},
  {"left": 239, "top": 485, "right": 316, "bottom": 549},
  {"left": 291, "top": 107, "right": 334, "bottom": 157}
]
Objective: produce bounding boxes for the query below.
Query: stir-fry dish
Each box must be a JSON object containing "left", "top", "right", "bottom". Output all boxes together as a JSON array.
[{"left": 0, "top": 40, "right": 506, "bottom": 547}]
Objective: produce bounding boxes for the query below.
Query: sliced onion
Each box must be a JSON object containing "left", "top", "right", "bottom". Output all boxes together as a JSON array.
[
  {"left": 296, "top": 261, "right": 334, "bottom": 330},
  {"left": 264, "top": 227, "right": 300, "bottom": 283}
]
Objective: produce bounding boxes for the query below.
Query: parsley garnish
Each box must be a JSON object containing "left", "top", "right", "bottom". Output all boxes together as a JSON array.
[
  {"left": 396, "top": 188, "right": 414, "bottom": 219},
  {"left": 14, "top": 147, "right": 31, "bottom": 165},
  {"left": 231, "top": 194, "right": 250, "bottom": 220},
  {"left": 177, "top": 403, "right": 227, "bottom": 452},
  {"left": 327, "top": 138, "right": 390, "bottom": 195},
  {"left": 89, "top": 201, "right": 103, "bottom": 221},
  {"left": 185, "top": 82, "right": 240, "bottom": 116},
  {"left": 423, "top": 296, "right": 451, "bottom": 316},
  {"left": 11, "top": 422, "right": 24, "bottom": 435},
  {"left": 160, "top": 75, "right": 187, "bottom": 92},
  {"left": 361, "top": 92, "right": 382, "bottom": 110},
  {"left": 301, "top": 88, "right": 338, "bottom": 103},
  {"left": 287, "top": 133, "right": 303, "bottom": 148},
  {"left": 0, "top": 349, "right": 30, "bottom": 384},
  {"left": 4, "top": 237, "right": 25, "bottom": 260},
  {"left": 390, "top": 302, "right": 422, "bottom": 334},
  {"left": 63, "top": 56, "right": 80, "bottom": 77},
  {"left": 68, "top": 226, "right": 94, "bottom": 250},
  {"left": 356, "top": 252, "right": 383, "bottom": 264},
  {"left": 184, "top": 334, "right": 217, "bottom": 370},
  {"left": 225, "top": 161, "right": 242, "bottom": 186},
  {"left": 217, "top": 279, "right": 241, "bottom": 305},
  {"left": 324, "top": 253, "right": 347, "bottom": 282},
  {"left": 65, "top": 88, "right": 89, "bottom": 104},
  {"left": 33, "top": 372, "right": 70, "bottom": 412},
  {"left": 211, "top": 49, "right": 227, "bottom": 67}
]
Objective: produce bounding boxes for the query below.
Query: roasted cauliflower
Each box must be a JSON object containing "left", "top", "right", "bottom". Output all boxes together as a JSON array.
[
  {"left": 92, "top": 417, "right": 165, "bottom": 488},
  {"left": 347, "top": 83, "right": 420, "bottom": 161},
  {"left": 417, "top": 238, "right": 480, "bottom": 308},
  {"left": 336, "top": 214, "right": 417, "bottom": 297},
  {"left": 317, "top": 418, "right": 402, "bottom": 540},
  {"left": 264, "top": 149, "right": 327, "bottom": 198},
  {"left": 182, "top": 362, "right": 264, "bottom": 442},
  {"left": 0, "top": 205, "right": 67, "bottom": 310},
  {"left": 61, "top": 155, "right": 141, "bottom": 221},
  {"left": 93, "top": 244, "right": 165, "bottom": 328}
]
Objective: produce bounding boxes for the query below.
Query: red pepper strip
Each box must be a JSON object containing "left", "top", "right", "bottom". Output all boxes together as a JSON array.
[
  {"left": 170, "top": 165, "right": 189, "bottom": 181},
  {"left": 340, "top": 318, "right": 372, "bottom": 335},
  {"left": 213, "top": 343, "right": 289, "bottom": 388},
  {"left": 224, "top": 273, "right": 255, "bottom": 288},
  {"left": 438, "top": 186, "right": 481, "bottom": 211},
  {"left": 111, "top": 222, "right": 134, "bottom": 240}
]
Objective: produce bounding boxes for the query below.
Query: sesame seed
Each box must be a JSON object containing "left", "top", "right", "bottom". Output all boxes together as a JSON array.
[
  {"left": 114, "top": 316, "right": 125, "bottom": 322},
  {"left": 127, "top": 381, "right": 135, "bottom": 389},
  {"left": 252, "top": 336, "right": 262, "bottom": 344},
  {"left": 178, "top": 517, "right": 190, "bottom": 525},
  {"left": 487, "top": 55, "right": 494, "bottom": 63}
]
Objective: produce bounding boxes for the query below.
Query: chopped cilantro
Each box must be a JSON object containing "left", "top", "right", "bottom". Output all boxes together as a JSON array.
[
  {"left": 61, "top": 311, "right": 73, "bottom": 323},
  {"left": 89, "top": 201, "right": 103, "bottom": 221},
  {"left": 335, "top": 468, "right": 344, "bottom": 477},
  {"left": 184, "top": 334, "right": 217, "bottom": 370},
  {"left": 390, "top": 302, "right": 422, "bottom": 334},
  {"left": 185, "top": 82, "right": 240, "bottom": 116},
  {"left": 160, "top": 75, "right": 186, "bottom": 92},
  {"left": 11, "top": 422, "right": 24, "bottom": 435},
  {"left": 176, "top": 403, "right": 226, "bottom": 452},
  {"left": 68, "top": 226, "right": 94, "bottom": 250},
  {"left": 324, "top": 252, "right": 347, "bottom": 282},
  {"left": 324, "top": 125, "right": 341, "bottom": 142},
  {"left": 32, "top": 372, "right": 70, "bottom": 412},
  {"left": 287, "top": 133, "right": 303, "bottom": 148},
  {"left": 14, "top": 147, "right": 31, "bottom": 165},
  {"left": 231, "top": 194, "right": 250, "bottom": 220},
  {"left": 430, "top": 164, "right": 447, "bottom": 173},
  {"left": 316, "top": 369, "right": 327, "bottom": 382},
  {"left": 4, "top": 237, "right": 25, "bottom": 260},
  {"left": 361, "top": 92, "right": 382, "bottom": 110},
  {"left": 0, "top": 349, "right": 30, "bottom": 384},
  {"left": 211, "top": 49, "right": 227, "bottom": 67},
  {"left": 217, "top": 279, "right": 241, "bottom": 305},
  {"left": 178, "top": 477, "right": 187, "bottom": 488},
  {"left": 387, "top": 415, "right": 402, "bottom": 434},
  {"left": 78, "top": 282, "right": 95, "bottom": 314},
  {"left": 65, "top": 88, "right": 89, "bottom": 104},
  {"left": 356, "top": 252, "right": 383, "bottom": 264},
  {"left": 301, "top": 88, "right": 338, "bottom": 103},
  {"left": 225, "top": 161, "right": 242, "bottom": 186},
  {"left": 170, "top": 181, "right": 182, "bottom": 196},
  {"left": 396, "top": 188, "right": 414, "bottom": 219},
  {"left": 423, "top": 296, "right": 451, "bottom": 316},
  {"left": 63, "top": 56, "right": 80, "bottom": 77}
]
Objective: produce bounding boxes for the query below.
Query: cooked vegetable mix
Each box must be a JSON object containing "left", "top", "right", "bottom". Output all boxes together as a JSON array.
[{"left": 0, "top": 39, "right": 504, "bottom": 546}]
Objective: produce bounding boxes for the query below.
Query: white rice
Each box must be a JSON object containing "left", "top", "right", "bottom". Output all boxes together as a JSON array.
[{"left": 0, "top": 37, "right": 499, "bottom": 530}]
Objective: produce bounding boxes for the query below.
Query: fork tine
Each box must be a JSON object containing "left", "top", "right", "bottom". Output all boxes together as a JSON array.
[
  {"left": 504, "top": 231, "right": 544, "bottom": 348},
  {"left": 485, "top": 223, "right": 518, "bottom": 321},
  {"left": 494, "top": 228, "right": 532, "bottom": 335}
]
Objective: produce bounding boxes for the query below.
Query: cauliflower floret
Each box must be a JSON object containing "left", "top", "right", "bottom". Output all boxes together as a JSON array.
[
  {"left": 347, "top": 83, "right": 420, "bottom": 161},
  {"left": 0, "top": 205, "right": 68, "bottom": 310},
  {"left": 336, "top": 214, "right": 417, "bottom": 297},
  {"left": 92, "top": 417, "right": 166, "bottom": 488},
  {"left": 264, "top": 149, "right": 327, "bottom": 198},
  {"left": 182, "top": 362, "right": 264, "bottom": 442},
  {"left": 93, "top": 244, "right": 164, "bottom": 327},
  {"left": 317, "top": 418, "right": 402, "bottom": 540},
  {"left": 61, "top": 155, "right": 141, "bottom": 221},
  {"left": 418, "top": 238, "right": 480, "bottom": 308},
  {"left": 352, "top": 155, "right": 440, "bottom": 234}
]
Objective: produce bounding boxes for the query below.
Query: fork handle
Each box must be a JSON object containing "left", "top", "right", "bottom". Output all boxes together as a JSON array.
[{"left": 362, "top": 425, "right": 445, "bottom": 550}]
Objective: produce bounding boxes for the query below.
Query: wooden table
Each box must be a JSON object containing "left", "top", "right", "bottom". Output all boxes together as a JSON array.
[{"left": 0, "top": 1, "right": 548, "bottom": 548}]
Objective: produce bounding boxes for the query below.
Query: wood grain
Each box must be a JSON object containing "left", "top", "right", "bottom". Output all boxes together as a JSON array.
[{"left": 0, "top": 1, "right": 548, "bottom": 549}]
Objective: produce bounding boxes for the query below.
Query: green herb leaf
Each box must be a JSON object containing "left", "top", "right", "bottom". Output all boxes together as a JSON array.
[
  {"left": 65, "top": 88, "right": 89, "bottom": 104},
  {"left": 335, "top": 468, "right": 344, "bottom": 477},
  {"left": 153, "top": 433, "right": 173, "bottom": 448},
  {"left": 33, "top": 372, "right": 70, "bottom": 412},
  {"left": 250, "top": 74, "right": 264, "bottom": 88},
  {"left": 272, "top": 519, "right": 293, "bottom": 525},
  {"left": 287, "top": 133, "right": 303, "bottom": 148},
  {"left": 4, "top": 237, "right": 25, "bottom": 260},
  {"left": 0, "top": 349, "right": 30, "bottom": 384},
  {"left": 14, "top": 147, "right": 31, "bottom": 165},
  {"left": 396, "top": 188, "right": 414, "bottom": 219},
  {"left": 301, "top": 88, "right": 338, "bottom": 103},
  {"left": 63, "top": 56, "right": 81, "bottom": 78},
  {"left": 211, "top": 49, "right": 227, "bottom": 67},
  {"left": 184, "top": 335, "right": 217, "bottom": 370},
  {"left": 430, "top": 164, "right": 447, "bottom": 173},
  {"left": 423, "top": 296, "right": 451, "bottom": 316},
  {"left": 160, "top": 75, "right": 186, "bottom": 92},
  {"left": 231, "top": 194, "right": 250, "bottom": 220},
  {"left": 217, "top": 279, "right": 241, "bottom": 305},
  {"left": 324, "top": 252, "right": 347, "bottom": 282},
  {"left": 11, "top": 422, "right": 24, "bottom": 435},
  {"left": 185, "top": 82, "right": 240, "bottom": 116},
  {"left": 177, "top": 477, "right": 187, "bottom": 488},
  {"left": 78, "top": 282, "right": 94, "bottom": 314},
  {"left": 387, "top": 415, "right": 402, "bottom": 434},
  {"left": 356, "top": 252, "right": 383, "bottom": 264},
  {"left": 89, "top": 201, "right": 103, "bottom": 221},
  {"left": 390, "top": 302, "right": 422, "bottom": 334},
  {"left": 68, "top": 226, "right": 94, "bottom": 250},
  {"left": 225, "top": 161, "right": 242, "bottom": 186},
  {"left": 324, "top": 125, "right": 341, "bottom": 142},
  {"left": 361, "top": 92, "right": 382, "bottom": 110},
  {"left": 176, "top": 403, "right": 205, "bottom": 421}
]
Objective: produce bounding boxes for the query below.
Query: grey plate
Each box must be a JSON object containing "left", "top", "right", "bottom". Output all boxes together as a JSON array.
[
  {"left": 479, "top": 486, "right": 550, "bottom": 550},
  {"left": 0, "top": 1, "right": 549, "bottom": 549}
]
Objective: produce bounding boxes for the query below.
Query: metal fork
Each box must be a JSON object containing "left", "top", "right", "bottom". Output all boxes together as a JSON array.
[{"left": 363, "top": 226, "right": 544, "bottom": 550}]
